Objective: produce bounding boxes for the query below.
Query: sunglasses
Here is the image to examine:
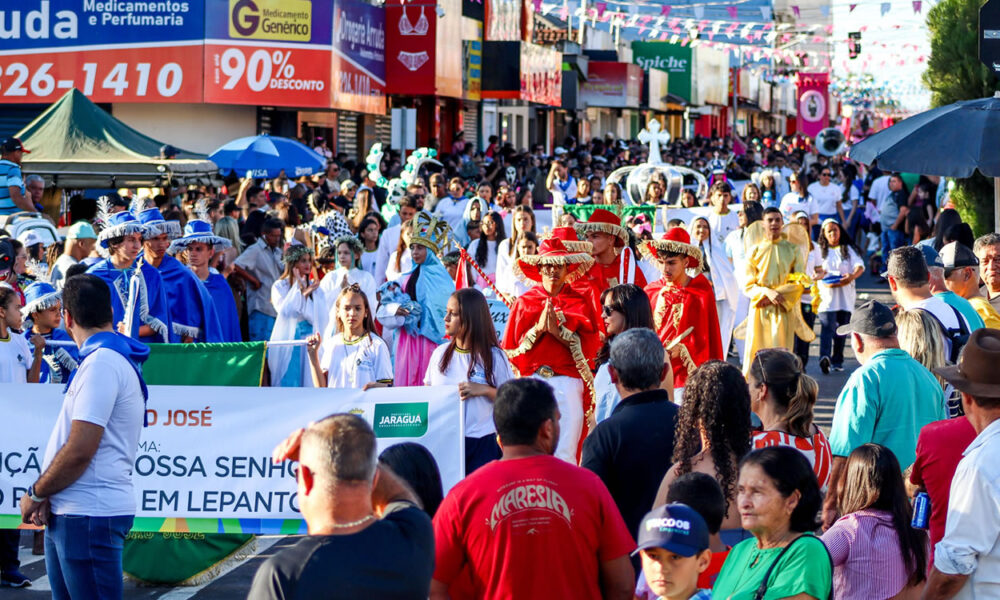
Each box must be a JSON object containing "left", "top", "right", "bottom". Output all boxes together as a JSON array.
[
  {"left": 602, "top": 305, "right": 619, "bottom": 317},
  {"left": 821, "top": 172, "right": 831, "bottom": 177}
]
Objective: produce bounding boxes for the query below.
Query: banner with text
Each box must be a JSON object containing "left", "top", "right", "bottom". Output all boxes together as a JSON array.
[
  {"left": 203, "top": 0, "right": 332, "bottom": 107},
  {"left": 0, "top": 384, "right": 463, "bottom": 533},
  {"left": 0, "top": 0, "right": 205, "bottom": 103},
  {"left": 332, "top": 0, "right": 386, "bottom": 114}
]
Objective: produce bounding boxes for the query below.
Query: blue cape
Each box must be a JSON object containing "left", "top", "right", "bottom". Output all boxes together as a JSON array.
[
  {"left": 404, "top": 252, "right": 452, "bottom": 344},
  {"left": 64, "top": 330, "right": 150, "bottom": 425},
  {"left": 87, "top": 258, "right": 172, "bottom": 344},
  {"left": 153, "top": 254, "right": 224, "bottom": 343},
  {"left": 25, "top": 327, "right": 79, "bottom": 384},
  {"left": 203, "top": 271, "right": 241, "bottom": 342}
]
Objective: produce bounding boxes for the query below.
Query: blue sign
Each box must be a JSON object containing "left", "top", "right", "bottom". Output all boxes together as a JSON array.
[{"left": 0, "top": 0, "right": 205, "bottom": 50}]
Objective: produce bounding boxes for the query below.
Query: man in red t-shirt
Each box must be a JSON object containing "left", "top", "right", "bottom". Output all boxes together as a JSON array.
[
  {"left": 430, "top": 378, "right": 636, "bottom": 600},
  {"left": 909, "top": 416, "right": 977, "bottom": 562}
]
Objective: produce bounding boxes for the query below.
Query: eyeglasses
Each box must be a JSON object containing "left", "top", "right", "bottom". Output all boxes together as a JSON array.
[{"left": 821, "top": 172, "right": 831, "bottom": 177}]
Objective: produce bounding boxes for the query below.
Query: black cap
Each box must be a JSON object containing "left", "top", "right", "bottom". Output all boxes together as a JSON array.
[
  {"left": 940, "top": 241, "right": 979, "bottom": 270},
  {"left": 837, "top": 300, "right": 897, "bottom": 337},
  {"left": 1, "top": 138, "right": 29, "bottom": 154},
  {"left": 159, "top": 144, "right": 178, "bottom": 159},
  {"left": 99, "top": 192, "right": 128, "bottom": 207},
  {"left": 0, "top": 239, "right": 13, "bottom": 273}
]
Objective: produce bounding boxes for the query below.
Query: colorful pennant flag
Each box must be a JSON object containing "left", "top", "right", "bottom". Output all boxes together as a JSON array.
[
  {"left": 661, "top": 5, "right": 671, "bottom": 16},
  {"left": 792, "top": 5, "right": 800, "bottom": 18},
  {"left": 726, "top": 5, "right": 738, "bottom": 18},
  {"left": 880, "top": 2, "right": 890, "bottom": 15}
]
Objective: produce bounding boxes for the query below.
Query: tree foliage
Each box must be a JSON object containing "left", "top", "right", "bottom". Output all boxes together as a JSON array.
[{"left": 923, "top": 0, "right": 999, "bottom": 234}]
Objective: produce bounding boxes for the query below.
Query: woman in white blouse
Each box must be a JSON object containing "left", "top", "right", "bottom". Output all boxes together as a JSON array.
[{"left": 808, "top": 219, "right": 864, "bottom": 373}]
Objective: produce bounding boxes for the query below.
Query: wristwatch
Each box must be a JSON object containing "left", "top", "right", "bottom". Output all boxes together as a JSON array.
[{"left": 27, "top": 485, "right": 45, "bottom": 503}]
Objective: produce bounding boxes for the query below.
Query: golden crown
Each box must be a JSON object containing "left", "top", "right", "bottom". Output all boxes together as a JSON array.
[{"left": 408, "top": 212, "right": 451, "bottom": 255}]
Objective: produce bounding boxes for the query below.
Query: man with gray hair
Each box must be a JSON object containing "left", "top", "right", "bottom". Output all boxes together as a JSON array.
[
  {"left": 25, "top": 174, "right": 44, "bottom": 209},
  {"left": 974, "top": 232, "right": 1000, "bottom": 314},
  {"left": 582, "top": 327, "right": 678, "bottom": 540},
  {"left": 249, "top": 414, "right": 433, "bottom": 599}
]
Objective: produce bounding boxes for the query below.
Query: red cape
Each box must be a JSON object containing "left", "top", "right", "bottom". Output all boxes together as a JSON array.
[
  {"left": 502, "top": 284, "right": 603, "bottom": 378},
  {"left": 645, "top": 273, "right": 723, "bottom": 388},
  {"left": 590, "top": 251, "right": 647, "bottom": 292}
]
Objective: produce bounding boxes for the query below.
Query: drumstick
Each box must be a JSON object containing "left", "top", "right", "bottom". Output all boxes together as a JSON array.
[{"left": 665, "top": 326, "right": 695, "bottom": 351}]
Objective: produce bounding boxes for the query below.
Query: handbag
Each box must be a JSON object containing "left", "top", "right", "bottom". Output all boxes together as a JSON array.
[{"left": 753, "top": 534, "right": 833, "bottom": 600}]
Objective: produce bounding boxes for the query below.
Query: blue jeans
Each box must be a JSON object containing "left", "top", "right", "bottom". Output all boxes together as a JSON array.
[
  {"left": 45, "top": 514, "right": 133, "bottom": 600},
  {"left": 248, "top": 310, "right": 276, "bottom": 342},
  {"left": 819, "top": 310, "right": 852, "bottom": 367},
  {"left": 881, "top": 228, "right": 906, "bottom": 258}
]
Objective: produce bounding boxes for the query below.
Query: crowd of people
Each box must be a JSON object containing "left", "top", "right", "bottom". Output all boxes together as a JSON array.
[{"left": 1, "top": 131, "right": 999, "bottom": 600}]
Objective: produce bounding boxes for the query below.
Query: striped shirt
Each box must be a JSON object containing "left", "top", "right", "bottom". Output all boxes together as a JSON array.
[
  {"left": 0, "top": 158, "right": 24, "bottom": 214},
  {"left": 752, "top": 429, "right": 833, "bottom": 494},
  {"left": 821, "top": 509, "right": 917, "bottom": 600}
]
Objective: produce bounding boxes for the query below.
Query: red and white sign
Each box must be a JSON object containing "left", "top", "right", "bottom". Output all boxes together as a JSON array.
[
  {"left": 0, "top": 44, "right": 203, "bottom": 103},
  {"left": 580, "top": 61, "right": 643, "bottom": 108},
  {"left": 385, "top": 2, "right": 437, "bottom": 96},
  {"left": 520, "top": 43, "right": 561, "bottom": 106},
  {"left": 796, "top": 72, "right": 830, "bottom": 137},
  {"left": 203, "top": 44, "right": 331, "bottom": 107}
]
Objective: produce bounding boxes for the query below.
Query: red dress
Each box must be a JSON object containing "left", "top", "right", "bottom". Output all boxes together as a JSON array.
[{"left": 645, "top": 273, "right": 723, "bottom": 389}]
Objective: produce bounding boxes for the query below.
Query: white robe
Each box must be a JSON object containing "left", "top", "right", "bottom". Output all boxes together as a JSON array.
[{"left": 268, "top": 278, "right": 327, "bottom": 387}]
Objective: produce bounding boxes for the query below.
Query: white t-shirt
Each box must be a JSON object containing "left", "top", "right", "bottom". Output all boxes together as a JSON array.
[
  {"left": 41, "top": 348, "right": 145, "bottom": 516},
  {"left": 360, "top": 249, "right": 379, "bottom": 279},
  {"left": 779, "top": 193, "right": 816, "bottom": 220},
  {"left": 375, "top": 224, "right": 403, "bottom": 285},
  {"left": 903, "top": 295, "right": 971, "bottom": 357},
  {"left": 466, "top": 238, "right": 499, "bottom": 277},
  {"left": 707, "top": 210, "right": 741, "bottom": 247},
  {"left": 433, "top": 196, "right": 470, "bottom": 235},
  {"left": 423, "top": 344, "right": 514, "bottom": 438},
  {"left": 549, "top": 176, "right": 577, "bottom": 205},
  {"left": 495, "top": 241, "right": 532, "bottom": 299},
  {"left": 319, "top": 332, "right": 393, "bottom": 389},
  {"left": 807, "top": 246, "right": 864, "bottom": 313},
  {"left": 0, "top": 333, "right": 32, "bottom": 383},
  {"left": 807, "top": 181, "right": 844, "bottom": 215},
  {"left": 869, "top": 175, "right": 892, "bottom": 205}
]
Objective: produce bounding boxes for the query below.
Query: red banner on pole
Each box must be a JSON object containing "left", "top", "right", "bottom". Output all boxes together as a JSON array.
[{"left": 795, "top": 72, "right": 830, "bottom": 138}]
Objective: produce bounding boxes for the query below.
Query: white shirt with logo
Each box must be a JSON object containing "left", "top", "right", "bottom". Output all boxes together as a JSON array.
[
  {"left": 318, "top": 332, "right": 393, "bottom": 389},
  {"left": 0, "top": 333, "right": 31, "bottom": 383},
  {"left": 41, "top": 348, "right": 145, "bottom": 516},
  {"left": 424, "top": 345, "right": 513, "bottom": 438}
]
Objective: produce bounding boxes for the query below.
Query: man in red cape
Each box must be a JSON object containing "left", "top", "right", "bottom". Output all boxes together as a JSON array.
[
  {"left": 641, "top": 227, "right": 723, "bottom": 401},
  {"left": 575, "top": 208, "right": 647, "bottom": 291},
  {"left": 545, "top": 226, "right": 604, "bottom": 330},
  {"left": 502, "top": 238, "right": 601, "bottom": 463}
]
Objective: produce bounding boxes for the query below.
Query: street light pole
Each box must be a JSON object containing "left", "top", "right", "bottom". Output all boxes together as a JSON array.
[{"left": 733, "top": 46, "right": 741, "bottom": 137}]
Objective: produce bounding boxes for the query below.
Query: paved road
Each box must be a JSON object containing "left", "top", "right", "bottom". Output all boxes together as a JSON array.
[{"left": 7, "top": 274, "right": 894, "bottom": 598}]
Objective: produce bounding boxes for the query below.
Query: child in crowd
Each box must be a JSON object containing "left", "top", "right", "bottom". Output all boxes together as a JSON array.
[
  {"left": 424, "top": 288, "right": 514, "bottom": 474},
  {"left": 268, "top": 245, "right": 324, "bottom": 387},
  {"left": 21, "top": 282, "right": 78, "bottom": 384},
  {"left": 306, "top": 283, "right": 392, "bottom": 389},
  {"left": 634, "top": 503, "right": 714, "bottom": 600}
]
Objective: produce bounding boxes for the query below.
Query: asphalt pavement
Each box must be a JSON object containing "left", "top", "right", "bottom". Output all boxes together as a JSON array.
[{"left": 6, "top": 273, "right": 894, "bottom": 598}]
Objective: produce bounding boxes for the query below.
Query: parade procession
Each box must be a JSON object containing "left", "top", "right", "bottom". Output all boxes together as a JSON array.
[{"left": 2, "top": 0, "right": 1000, "bottom": 597}]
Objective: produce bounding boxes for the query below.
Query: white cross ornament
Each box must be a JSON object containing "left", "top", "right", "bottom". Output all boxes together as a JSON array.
[{"left": 637, "top": 119, "right": 671, "bottom": 165}]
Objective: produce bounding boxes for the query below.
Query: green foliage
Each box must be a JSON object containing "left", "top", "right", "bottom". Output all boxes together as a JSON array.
[
  {"left": 923, "top": 0, "right": 999, "bottom": 232},
  {"left": 951, "top": 174, "right": 994, "bottom": 237},
  {"left": 923, "top": 0, "right": 998, "bottom": 107}
]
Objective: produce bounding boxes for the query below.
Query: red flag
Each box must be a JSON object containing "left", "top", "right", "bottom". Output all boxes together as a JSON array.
[{"left": 456, "top": 249, "right": 471, "bottom": 290}]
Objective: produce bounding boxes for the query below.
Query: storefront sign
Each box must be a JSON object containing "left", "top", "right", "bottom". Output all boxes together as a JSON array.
[
  {"left": 486, "top": 0, "right": 521, "bottom": 41},
  {"left": 332, "top": 0, "right": 386, "bottom": 114},
  {"left": 204, "top": 0, "right": 332, "bottom": 107},
  {"left": 0, "top": 0, "right": 204, "bottom": 103},
  {"left": 580, "top": 61, "right": 642, "bottom": 108},
  {"left": 463, "top": 22, "right": 483, "bottom": 101},
  {"left": 385, "top": 2, "right": 437, "bottom": 95},
  {"left": 520, "top": 43, "right": 561, "bottom": 106},
  {"left": 631, "top": 41, "right": 692, "bottom": 103},
  {"left": 796, "top": 72, "right": 830, "bottom": 137}
]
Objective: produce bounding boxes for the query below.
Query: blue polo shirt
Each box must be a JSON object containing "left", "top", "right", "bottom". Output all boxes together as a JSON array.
[
  {"left": 0, "top": 158, "right": 24, "bottom": 215},
  {"left": 829, "top": 348, "right": 947, "bottom": 468}
]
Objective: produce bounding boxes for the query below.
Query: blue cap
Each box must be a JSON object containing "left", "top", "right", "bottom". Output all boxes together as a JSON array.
[
  {"left": 632, "top": 504, "right": 709, "bottom": 557},
  {"left": 919, "top": 244, "right": 943, "bottom": 269}
]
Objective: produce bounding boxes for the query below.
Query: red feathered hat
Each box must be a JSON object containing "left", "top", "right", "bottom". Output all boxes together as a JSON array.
[
  {"left": 515, "top": 237, "right": 595, "bottom": 284},
  {"left": 639, "top": 227, "right": 703, "bottom": 271},
  {"left": 574, "top": 208, "right": 629, "bottom": 248}
]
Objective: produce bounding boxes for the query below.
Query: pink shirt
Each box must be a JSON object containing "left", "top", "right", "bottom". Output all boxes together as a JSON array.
[{"left": 821, "top": 509, "right": 918, "bottom": 600}]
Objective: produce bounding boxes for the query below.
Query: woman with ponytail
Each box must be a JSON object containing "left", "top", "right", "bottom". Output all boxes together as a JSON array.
[{"left": 747, "top": 348, "right": 834, "bottom": 494}]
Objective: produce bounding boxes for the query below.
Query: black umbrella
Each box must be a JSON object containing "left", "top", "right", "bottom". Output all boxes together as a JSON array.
[{"left": 849, "top": 92, "right": 1000, "bottom": 230}]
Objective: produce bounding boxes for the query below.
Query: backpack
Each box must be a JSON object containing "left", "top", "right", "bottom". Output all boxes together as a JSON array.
[{"left": 914, "top": 304, "right": 970, "bottom": 364}]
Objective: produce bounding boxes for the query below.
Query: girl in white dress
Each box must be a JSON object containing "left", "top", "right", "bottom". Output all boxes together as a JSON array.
[
  {"left": 306, "top": 283, "right": 393, "bottom": 389},
  {"left": 385, "top": 219, "right": 413, "bottom": 282},
  {"left": 466, "top": 211, "right": 506, "bottom": 288},
  {"left": 319, "top": 235, "right": 378, "bottom": 319},
  {"left": 495, "top": 206, "right": 536, "bottom": 299},
  {"left": 268, "top": 245, "right": 325, "bottom": 387},
  {"left": 358, "top": 216, "right": 382, "bottom": 278},
  {"left": 424, "top": 288, "right": 514, "bottom": 474}
]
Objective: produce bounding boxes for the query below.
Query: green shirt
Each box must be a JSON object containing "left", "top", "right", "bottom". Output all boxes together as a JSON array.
[
  {"left": 936, "top": 290, "right": 985, "bottom": 331},
  {"left": 828, "top": 348, "right": 947, "bottom": 467},
  {"left": 712, "top": 534, "right": 831, "bottom": 600}
]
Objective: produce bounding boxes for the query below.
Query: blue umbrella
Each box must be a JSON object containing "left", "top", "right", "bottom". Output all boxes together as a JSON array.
[
  {"left": 849, "top": 93, "right": 1000, "bottom": 178},
  {"left": 849, "top": 92, "right": 1000, "bottom": 231},
  {"left": 209, "top": 134, "right": 326, "bottom": 179}
]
